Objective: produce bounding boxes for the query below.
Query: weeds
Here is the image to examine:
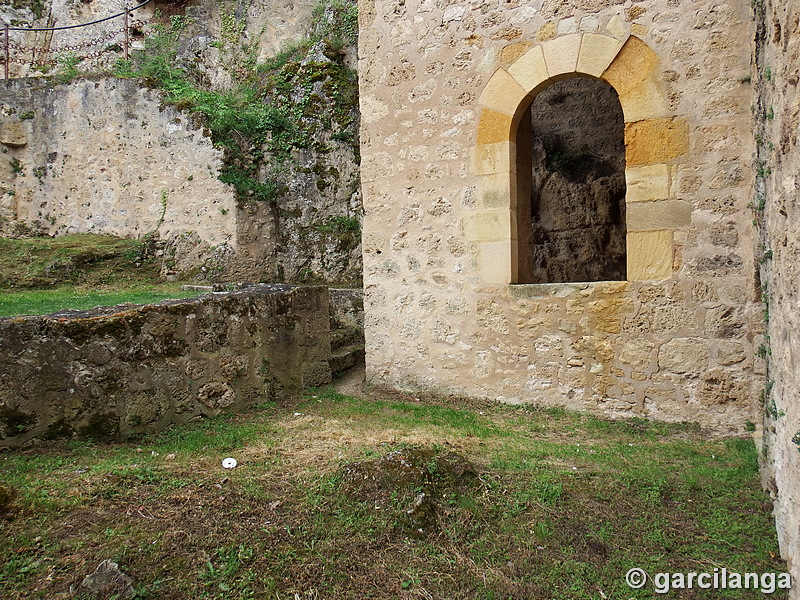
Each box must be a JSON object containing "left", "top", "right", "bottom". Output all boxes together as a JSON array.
[{"left": 113, "top": 0, "right": 359, "bottom": 207}]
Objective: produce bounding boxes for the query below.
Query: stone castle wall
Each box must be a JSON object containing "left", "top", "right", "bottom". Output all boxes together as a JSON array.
[
  {"left": 359, "top": 0, "right": 760, "bottom": 433},
  {"left": 0, "top": 77, "right": 238, "bottom": 261},
  {"left": 0, "top": 284, "right": 331, "bottom": 448}
]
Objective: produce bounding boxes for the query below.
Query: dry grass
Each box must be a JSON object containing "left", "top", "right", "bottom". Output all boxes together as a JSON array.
[{"left": 0, "top": 385, "right": 786, "bottom": 599}]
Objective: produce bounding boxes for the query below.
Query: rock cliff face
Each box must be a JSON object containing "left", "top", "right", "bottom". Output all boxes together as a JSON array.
[{"left": 754, "top": 0, "right": 800, "bottom": 591}]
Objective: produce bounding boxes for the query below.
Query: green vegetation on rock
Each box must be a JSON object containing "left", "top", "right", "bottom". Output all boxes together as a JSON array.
[{"left": 113, "top": 0, "right": 359, "bottom": 205}]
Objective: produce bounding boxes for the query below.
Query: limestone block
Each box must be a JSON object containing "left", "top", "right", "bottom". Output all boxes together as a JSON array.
[
  {"left": 478, "top": 68, "right": 528, "bottom": 116},
  {"left": 627, "top": 230, "right": 673, "bottom": 281},
  {"left": 508, "top": 45, "right": 550, "bottom": 94},
  {"left": 477, "top": 299, "right": 510, "bottom": 334},
  {"left": 627, "top": 200, "right": 692, "bottom": 231},
  {"left": 361, "top": 151, "right": 395, "bottom": 181},
  {"left": 577, "top": 34, "right": 623, "bottom": 78},
  {"left": 359, "top": 95, "right": 390, "bottom": 123},
  {"left": 558, "top": 18, "right": 577, "bottom": 35},
  {"left": 573, "top": 335, "right": 615, "bottom": 363},
  {"left": 465, "top": 210, "right": 513, "bottom": 242},
  {"left": 0, "top": 156, "right": 14, "bottom": 184},
  {"left": 0, "top": 121, "right": 27, "bottom": 146},
  {"left": 473, "top": 141, "right": 513, "bottom": 176},
  {"left": 606, "top": 15, "right": 627, "bottom": 40},
  {"left": 619, "top": 338, "right": 656, "bottom": 369},
  {"left": 477, "top": 109, "right": 514, "bottom": 145},
  {"left": 658, "top": 338, "right": 709, "bottom": 375},
  {"left": 542, "top": 34, "right": 582, "bottom": 77},
  {"left": 617, "top": 75, "right": 670, "bottom": 122},
  {"left": 625, "top": 118, "right": 689, "bottom": 166},
  {"left": 580, "top": 16, "right": 599, "bottom": 33},
  {"left": 591, "top": 281, "right": 630, "bottom": 295},
  {"left": 700, "top": 368, "right": 748, "bottom": 405},
  {"left": 601, "top": 35, "right": 658, "bottom": 97},
  {"left": 479, "top": 241, "right": 513, "bottom": 284},
  {"left": 716, "top": 341, "right": 747, "bottom": 365},
  {"left": 625, "top": 164, "right": 671, "bottom": 202},
  {"left": 478, "top": 172, "right": 515, "bottom": 209},
  {"left": 705, "top": 305, "right": 747, "bottom": 339}
]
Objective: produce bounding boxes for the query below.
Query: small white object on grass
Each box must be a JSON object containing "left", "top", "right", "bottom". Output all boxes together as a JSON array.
[{"left": 222, "top": 457, "right": 238, "bottom": 469}]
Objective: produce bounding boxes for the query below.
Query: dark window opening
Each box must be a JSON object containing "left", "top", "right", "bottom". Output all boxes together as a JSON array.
[{"left": 515, "top": 77, "right": 627, "bottom": 284}]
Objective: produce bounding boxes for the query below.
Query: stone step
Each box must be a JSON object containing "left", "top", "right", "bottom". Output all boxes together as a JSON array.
[
  {"left": 330, "top": 343, "right": 365, "bottom": 376},
  {"left": 330, "top": 326, "right": 364, "bottom": 352}
]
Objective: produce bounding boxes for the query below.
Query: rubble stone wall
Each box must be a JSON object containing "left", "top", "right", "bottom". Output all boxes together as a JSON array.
[
  {"left": 0, "top": 284, "right": 331, "bottom": 448},
  {"left": 359, "top": 0, "right": 761, "bottom": 433},
  {"left": 0, "top": 77, "right": 238, "bottom": 255}
]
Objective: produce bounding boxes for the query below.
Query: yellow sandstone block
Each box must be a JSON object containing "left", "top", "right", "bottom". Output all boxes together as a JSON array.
[
  {"left": 627, "top": 230, "right": 673, "bottom": 281},
  {"left": 478, "top": 68, "right": 528, "bottom": 116},
  {"left": 476, "top": 109, "right": 514, "bottom": 145},
  {"left": 601, "top": 35, "right": 658, "bottom": 97},
  {"left": 577, "top": 34, "right": 623, "bottom": 77},
  {"left": 625, "top": 117, "right": 689, "bottom": 166},
  {"left": 501, "top": 42, "right": 533, "bottom": 66}
]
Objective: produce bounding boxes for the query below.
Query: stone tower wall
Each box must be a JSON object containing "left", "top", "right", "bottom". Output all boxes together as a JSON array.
[
  {"left": 359, "top": 0, "right": 760, "bottom": 433},
  {"left": 754, "top": 0, "right": 800, "bottom": 592}
]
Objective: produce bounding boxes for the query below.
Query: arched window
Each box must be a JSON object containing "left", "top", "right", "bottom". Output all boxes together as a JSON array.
[
  {"left": 515, "top": 77, "right": 626, "bottom": 283},
  {"left": 472, "top": 35, "right": 688, "bottom": 285}
]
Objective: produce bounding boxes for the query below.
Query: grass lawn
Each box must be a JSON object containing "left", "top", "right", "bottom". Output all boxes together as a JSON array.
[
  {"left": 0, "top": 386, "right": 785, "bottom": 599},
  {"left": 0, "top": 285, "right": 206, "bottom": 317}
]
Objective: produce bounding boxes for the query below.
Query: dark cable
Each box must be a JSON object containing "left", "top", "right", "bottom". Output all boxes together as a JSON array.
[{"left": 6, "top": 0, "right": 155, "bottom": 32}]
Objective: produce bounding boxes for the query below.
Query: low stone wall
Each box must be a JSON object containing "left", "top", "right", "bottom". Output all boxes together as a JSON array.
[{"left": 0, "top": 284, "right": 331, "bottom": 447}]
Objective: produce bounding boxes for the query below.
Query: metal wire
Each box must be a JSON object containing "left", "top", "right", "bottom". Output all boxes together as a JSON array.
[
  {"left": 6, "top": 0, "right": 155, "bottom": 32},
  {"left": 7, "top": 20, "right": 147, "bottom": 55}
]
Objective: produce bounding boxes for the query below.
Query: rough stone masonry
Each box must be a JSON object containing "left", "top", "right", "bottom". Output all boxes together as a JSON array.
[
  {"left": 358, "top": 0, "right": 760, "bottom": 433},
  {"left": 0, "top": 285, "right": 331, "bottom": 448}
]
